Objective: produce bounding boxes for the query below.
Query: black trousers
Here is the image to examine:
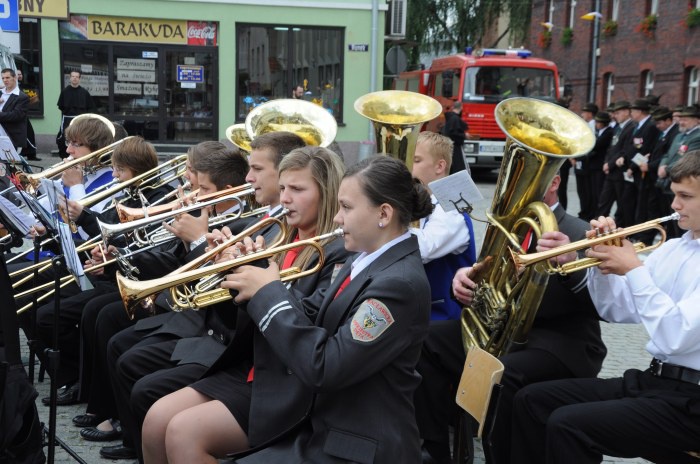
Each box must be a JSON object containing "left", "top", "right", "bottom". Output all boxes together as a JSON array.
[
  {"left": 414, "top": 320, "right": 572, "bottom": 464},
  {"left": 557, "top": 163, "right": 571, "bottom": 210},
  {"left": 511, "top": 370, "right": 700, "bottom": 464},
  {"left": 109, "top": 327, "right": 207, "bottom": 458},
  {"left": 596, "top": 177, "right": 624, "bottom": 220}
]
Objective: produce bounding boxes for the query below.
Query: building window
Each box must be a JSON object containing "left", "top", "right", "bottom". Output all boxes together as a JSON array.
[
  {"left": 646, "top": 0, "right": 659, "bottom": 15},
  {"left": 566, "top": 0, "right": 577, "bottom": 28},
  {"left": 236, "top": 24, "right": 344, "bottom": 123},
  {"left": 18, "top": 18, "right": 42, "bottom": 117},
  {"left": 641, "top": 70, "right": 654, "bottom": 96},
  {"left": 605, "top": 73, "right": 615, "bottom": 107},
  {"left": 688, "top": 67, "right": 699, "bottom": 105},
  {"left": 543, "top": 0, "right": 553, "bottom": 23},
  {"left": 608, "top": 0, "right": 620, "bottom": 21}
]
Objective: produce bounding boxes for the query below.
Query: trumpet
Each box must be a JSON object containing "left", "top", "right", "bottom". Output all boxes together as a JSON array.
[
  {"left": 99, "top": 186, "right": 254, "bottom": 248},
  {"left": 510, "top": 213, "right": 680, "bottom": 275},
  {"left": 119, "top": 227, "right": 343, "bottom": 318},
  {"left": 115, "top": 183, "right": 251, "bottom": 223}
]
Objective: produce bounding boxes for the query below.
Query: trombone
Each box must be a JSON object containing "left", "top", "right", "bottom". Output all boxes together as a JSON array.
[
  {"left": 510, "top": 213, "right": 680, "bottom": 275},
  {"left": 99, "top": 186, "right": 255, "bottom": 248},
  {"left": 119, "top": 226, "right": 342, "bottom": 318},
  {"left": 16, "top": 137, "right": 131, "bottom": 195}
]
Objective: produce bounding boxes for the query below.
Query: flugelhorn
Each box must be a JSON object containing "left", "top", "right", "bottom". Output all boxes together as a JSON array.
[
  {"left": 354, "top": 90, "right": 443, "bottom": 170},
  {"left": 119, "top": 228, "right": 343, "bottom": 317},
  {"left": 510, "top": 213, "right": 680, "bottom": 275}
]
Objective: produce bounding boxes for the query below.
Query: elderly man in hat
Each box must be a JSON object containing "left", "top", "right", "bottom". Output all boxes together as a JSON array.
[
  {"left": 658, "top": 104, "right": 700, "bottom": 237},
  {"left": 597, "top": 101, "right": 634, "bottom": 223}
]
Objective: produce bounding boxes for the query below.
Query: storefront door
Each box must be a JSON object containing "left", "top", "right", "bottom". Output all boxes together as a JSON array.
[{"left": 62, "top": 42, "right": 218, "bottom": 144}]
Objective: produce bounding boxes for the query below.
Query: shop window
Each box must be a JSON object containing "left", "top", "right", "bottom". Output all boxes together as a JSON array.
[
  {"left": 18, "top": 18, "right": 42, "bottom": 117},
  {"left": 236, "top": 24, "right": 344, "bottom": 122},
  {"left": 687, "top": 67, "right": 699, "bottom": 105},
  {"left": 641, "top": 70, "right": 654, "bottom": 97},
  {"left": 604, "top": 72, "right": 614, "bottom": 107}
]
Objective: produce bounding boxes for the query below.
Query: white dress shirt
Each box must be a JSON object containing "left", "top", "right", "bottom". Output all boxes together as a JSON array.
[
  {"left": 410, "top": 194, "right": 470, "bottom": 264},
  {"left": 587, "top": 232, "right": 700, "bottom": 369}
]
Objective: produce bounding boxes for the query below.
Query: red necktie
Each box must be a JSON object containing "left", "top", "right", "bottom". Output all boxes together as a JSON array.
[
  {"left": 261, "top": 213, "right": 270, "bottom": 219},
  {"left": 521, "top": 228, "right": 534, "bottom": 252},
  {"left": 334, "top": 275, "right": 351, "bottom": 299}
]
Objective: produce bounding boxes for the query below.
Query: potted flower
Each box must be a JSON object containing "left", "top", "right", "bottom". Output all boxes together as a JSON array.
[
  {"left": 636, "top": 14, "right": 658, "bottom": 38},
  {"left": 538, "top": 29, "right": 552, "bottom": 48},
  {"left": 561, "top": 27, "right": 574, "bottom": 46},
  {"left": 686, "top": 8, "right": 700, "bottom": 28},
  {"left": 602, "top": 20, "right": 618, "bottom": 37}
]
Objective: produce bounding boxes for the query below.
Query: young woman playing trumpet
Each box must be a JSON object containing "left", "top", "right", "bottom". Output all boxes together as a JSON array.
[{"left": 142, "top": 155, "right": 433, "bottom": 464}]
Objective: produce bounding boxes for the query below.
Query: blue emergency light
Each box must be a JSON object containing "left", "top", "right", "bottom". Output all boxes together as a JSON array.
[{"left": 467, "top": 48, "right": 533, "bottom": 58}]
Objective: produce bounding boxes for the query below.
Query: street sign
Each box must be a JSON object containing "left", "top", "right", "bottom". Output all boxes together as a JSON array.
[{"left": 0, "top": 0, "right": 19, "bottom": 32}]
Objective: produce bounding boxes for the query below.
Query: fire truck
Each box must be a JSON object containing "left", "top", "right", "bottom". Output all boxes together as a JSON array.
[{"left": 396, "top": 48, "right": 560, "bottom": 171}]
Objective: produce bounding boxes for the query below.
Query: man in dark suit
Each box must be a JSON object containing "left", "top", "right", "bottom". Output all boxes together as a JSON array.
[
  {"left": 576, "top": 111, "right": 612, "bottom": 221},
  {"left": 0, "top": 68, "right": 29, "bottom": 154},
  {"left": 597, "top": 101, "right": 635, "bottom": 224},
  {"left": 437, "top": 174, "right": 607, "bottom": 464},
  {"left": 635, "top": 107, "right": 678, "bottom": 243},
  {"left": 623, "top": 99, "right": 660, "bottom": 232}
]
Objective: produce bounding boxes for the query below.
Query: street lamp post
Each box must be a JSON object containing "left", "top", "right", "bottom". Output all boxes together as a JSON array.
[{"left": 585, "top": 1, "right": 602, "bottom": 103}]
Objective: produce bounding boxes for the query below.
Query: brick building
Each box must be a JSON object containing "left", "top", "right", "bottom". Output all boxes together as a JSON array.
[{"left": 528, "top": 0, "right": 700, "bottom": 114}]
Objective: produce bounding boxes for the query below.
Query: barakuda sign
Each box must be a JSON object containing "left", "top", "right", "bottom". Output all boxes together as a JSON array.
[
  {"left": 85, "top": 16, "right": 218, "bottom": 46},
  {"left": 187, "top": 22, "right": 218, "bottom": 46}
]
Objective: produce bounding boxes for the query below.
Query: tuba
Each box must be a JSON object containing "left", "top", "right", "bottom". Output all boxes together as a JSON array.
[
  {"left": 226, "top": 123, "right": 252, "bottom": 152},
  {"left": 245, "top": 99, "right": 338, "bottom": 147},
  {"left": 461, "top": 97, "right": 595, "bottom": 357},
  {"left": 354, "top": 90, "right": 442, "bottom": 170}
]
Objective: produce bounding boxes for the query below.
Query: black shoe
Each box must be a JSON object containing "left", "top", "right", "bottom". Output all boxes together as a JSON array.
[
  {"left": 26, "top": 157, "right": 42, "bottom": 161},
  {"left": 73, "top": 413, "right": 106, "bottom": 428},
  {"left": 41, "top": 382, "right": 80, "bottom": 406},
  {"left": 99, "top": 444, "right": 137, "bottom": 460},
  {"left": 80, "top": 419, "right": 122, "bottom": 442}
]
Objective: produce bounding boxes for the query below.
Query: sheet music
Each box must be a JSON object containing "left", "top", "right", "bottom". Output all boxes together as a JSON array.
[
  {"left": 631, "top": 153, "right": 648, "bottom": 166},
  {"left": 57, "top": 222, "right": 93, "bottom": 291},
  {"left": 17, "top": 184, "right": 56, "bottom": 231},
  {"left": 428, "top": 170, "right": 484, "bottom": 213},
  {"left": 0, "top": 195, "right": 34, "bottom": 236},
  {"left": 0, "top": 136, "right": 22, "bottom": 164}
]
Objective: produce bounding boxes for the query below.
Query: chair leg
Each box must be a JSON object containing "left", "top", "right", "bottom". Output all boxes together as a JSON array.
[{"left": 453, "top": 411, "right": 474, "bottom": 464}]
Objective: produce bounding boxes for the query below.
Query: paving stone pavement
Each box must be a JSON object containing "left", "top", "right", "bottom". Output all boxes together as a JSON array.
[{"left": 17, "top": 161, "right": 654, "bottom": 463}]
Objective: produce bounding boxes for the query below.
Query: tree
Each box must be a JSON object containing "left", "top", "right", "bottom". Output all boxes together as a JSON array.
[{"left": 406, "top": 0, "right": 533, "bottom": 66}]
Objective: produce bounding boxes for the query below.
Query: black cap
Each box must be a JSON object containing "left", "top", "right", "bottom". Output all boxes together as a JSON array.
[
  {"left": 673, "top": 104, "right": 686, "bottom": 113},
  {"left": 594, "top": 111, "right": 611, "bottom": 124},
  {"left": 582, "top": 102, "right": 599, "bottom": 114},
  {"left": 611, "top": 100, "right": 631, "bottom": 111},
  {"left": 605, "top": 102, "right": 616, "bottom": 112},
  {"left": 630, "top": 99, "right": 652, "bottom": 111},
  {"left": 651, "top": 106, "right": 672, "bottom": 121}
]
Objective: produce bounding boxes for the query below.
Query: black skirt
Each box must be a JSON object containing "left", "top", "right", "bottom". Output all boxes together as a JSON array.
[{"left": 190, "top": 363, "right": 253, "bottom": 434}]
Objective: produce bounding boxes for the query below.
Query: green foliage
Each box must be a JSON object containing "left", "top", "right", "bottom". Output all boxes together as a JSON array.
[
  {"left": 636, "top": 14, "right": 657, "bottom": 38},
  {"left": 561, "top": 26, "right": 573, "bottom": 46},
  {"left": 686, "top": 8, "right": 700, "bottom": 28},
  {"left": 406, "top": 0, "right": 533, "bottom": 67},
  {"left": 602, "top": 20, "right": 618, "bottom": 37}
]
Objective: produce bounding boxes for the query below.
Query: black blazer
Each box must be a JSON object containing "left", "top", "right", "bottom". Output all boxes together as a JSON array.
[
  {"left": 605, "top": 120, "right": 635, "bottom": 180},
  {"left": 627, "top": 116, "right": 661, "bottom": 180},
  {"left": 0, "top": 92, "right": 29, "bottom": 149},
  {"left": 238, "top": 236, "right": 430, "bottom": 464},
  {"left": 587, "top": 125, "right": 613, "bottom": 172},
  {"left": 524, "top": 205, "right": 607, "bottom": 378},
  {"left": 647, "top": 124, "right": 679, "bottom": 182}
]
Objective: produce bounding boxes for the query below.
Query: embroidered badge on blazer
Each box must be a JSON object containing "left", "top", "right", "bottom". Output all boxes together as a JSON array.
[{"left": 350, "top": 298, "right": 394, "bottom": 342}]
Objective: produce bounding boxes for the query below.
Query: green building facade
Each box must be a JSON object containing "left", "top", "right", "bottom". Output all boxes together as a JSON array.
[{"left": 17, "top": 0, "right": 386, "bottom": 152}]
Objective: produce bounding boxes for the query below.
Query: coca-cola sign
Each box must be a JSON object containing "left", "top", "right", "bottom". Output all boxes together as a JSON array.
[{"left": 187, "top": 21, "right": 217, "bottom": 46}]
